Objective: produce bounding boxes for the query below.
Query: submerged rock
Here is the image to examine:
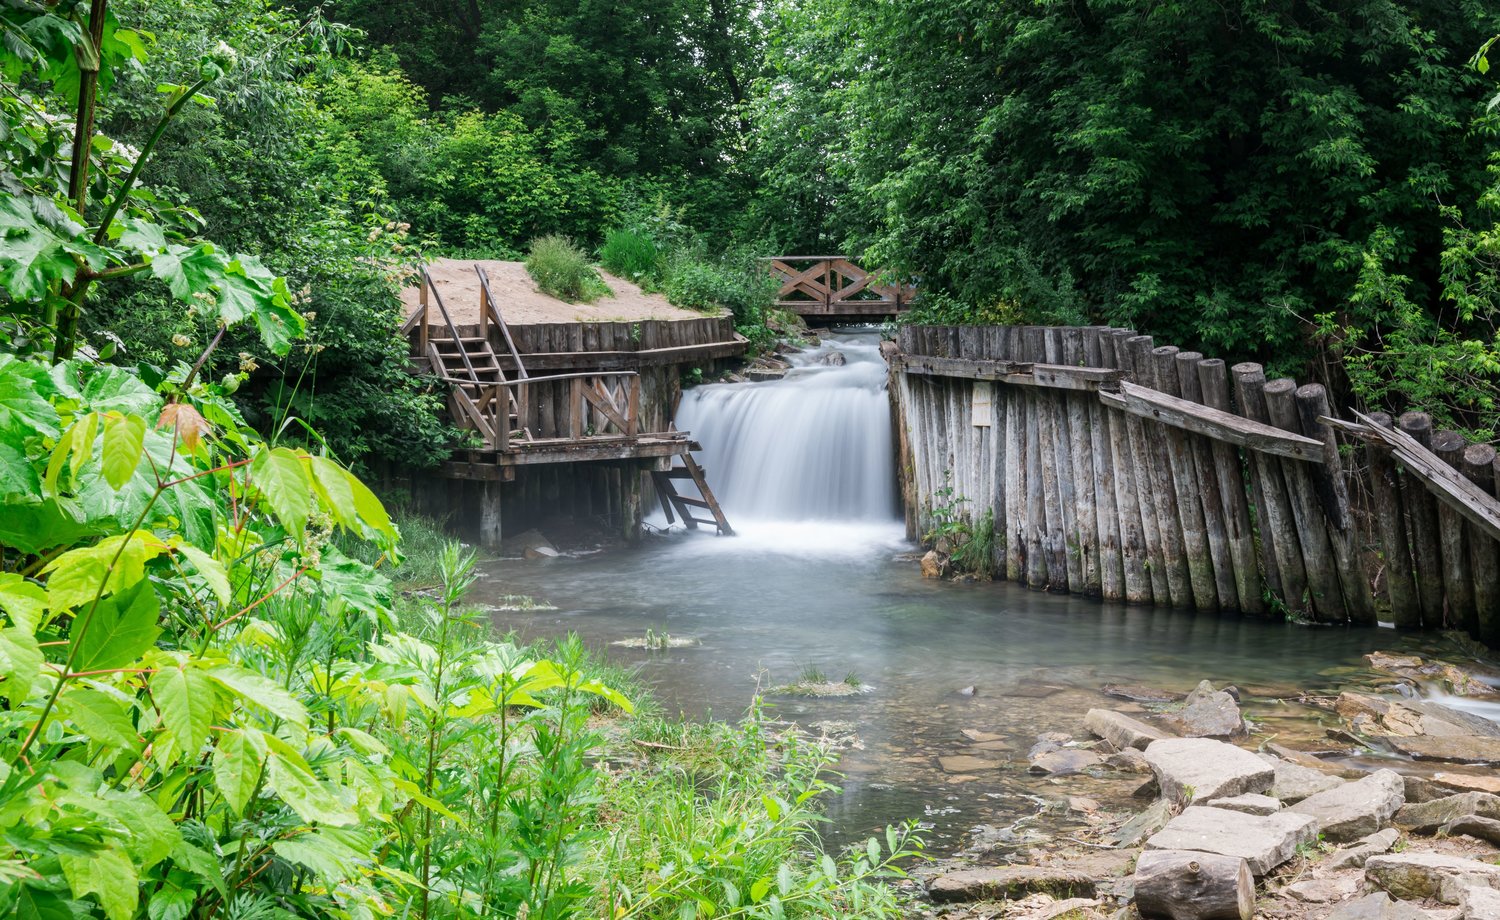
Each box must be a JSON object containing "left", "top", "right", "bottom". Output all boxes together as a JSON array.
[
  {"left": 938, "top": 754, "right": 1002, "bottom": 774},
  {"left": 1028, "top": 748, "right": 1102, "bottom": 776},
  {"left": 1103, "top": 683, "right": 1187, "bottom": 704}
]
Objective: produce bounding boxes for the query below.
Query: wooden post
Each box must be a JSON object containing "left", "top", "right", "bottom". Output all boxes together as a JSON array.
[
  {"left": 1364, "top": 412, "right": 1421, "bottom": 628},
  {"left": 986, "top": 327, "right": 1010, "bottom": 568},
  {"left": 1462, "top": 444, "right": 1500, "bottom": 646},
  {"left": 1064, "top": 328, "right": 1102, "bottom": 596},
  {"left": 417, "top": 273, "right": 430, "bottom": 359},
  {"left": 1295, "top": 384, "right": 1376, "bottom": 625},
  {"left": 1101, "top": 330, "right": 1151, "bottom": 603},
  {"left": 1232, "top": 363, "right": 1306, "bottom": 616},
  {"left": 478, "top": 274, "right": 490, "bottom": 339},
  {"left": 1264, "top": 379, "right": 1346, "bottom": 623},
  {"left": 1196, "top": 358, "right": 1263, "bottom": 615},
  {"left": 1177, "top": 352, "right": 1238, "bottom": 612},
  {"left": 1023, "top": 327, "right": 1059, "bottom": 588},
  {"left": 1083, "top": 327, "right": 1124, "bottom": 600},
  {"left": 1129, "top": 336, "right": 1192, "bottom": 607},
  {"left": 1045, "top": 328, "right": 1083, "bottom": 592},
  {"left": 1152, "top": 345, "right": 1215, "bottom": 611},
  {"left": 479, "top": 479, "right": 502, "bottom": 549},
  {"left": 1397, "top": 411, "right": 1445, "bottom": 628},
  {"left": 1433, "top": 430, "right": 1476, "bottom": 633},
  {"left": 1113, "top": 330, "right": 1169, "bottom": 602}
]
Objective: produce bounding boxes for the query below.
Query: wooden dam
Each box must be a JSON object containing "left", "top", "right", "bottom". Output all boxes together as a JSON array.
[{"left": 891, "top": 325, "right": 1500, "bottom": 649}]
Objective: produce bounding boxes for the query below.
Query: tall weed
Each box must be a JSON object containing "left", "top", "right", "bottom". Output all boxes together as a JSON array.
[
  {"left": 600, "top": 228, "right": 661, "bottom": 282},
  {"left": 526, "top": 235, "right": 612, "bottom": 303}
]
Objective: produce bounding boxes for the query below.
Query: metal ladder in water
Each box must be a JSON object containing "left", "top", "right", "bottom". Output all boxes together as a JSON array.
[{"left": 651, "top": 454, "right": 734, "bottom": 535}]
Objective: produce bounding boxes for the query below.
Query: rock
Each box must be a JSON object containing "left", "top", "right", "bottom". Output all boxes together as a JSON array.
[
  {"left": 1022, "top": 898, "right": 1102, "bottom": 920},
  {"left": 1395, "top": 793, "right": 1500, "bottom": 833},
  {"left": 1441, "top": 815, "right": 1500, "bottom": 845},
  {"left": 1163, "top": 681, "right": 1247, "bottom": 739},
  {"left": 938, "top": 755, "right": 1001, "bottom": 774},
  {"left": 1107, "top": 748, "right": 1153, "bottom": 774},
  {"left": 1109, "top": 799, "right": 1176, "bottom": 848},
  {"left": 1271, "top": 760, "right": 1347, "bottom": 804},
  {"left": 1144, "top": 738, "right": 1274, "bottom": 807},
  {"left": 956, "top": 684, "right": 978, "bottom": 697},
  {"left": 1266, "top": 742, "right": 1344, "bottom": 772},
  {"left": 1029, "top": 748, "right": 1103, "bottom": 776},
  {"left": 1068, "top": 796, "right": 1101, "bottom": 814},
  {"left": 1404, "top": 701, "right": 1500, "bottom": 739},
  {"left": 1433, "top": 773, "right": 1500, "bottom": 795},
  {"left": 1338, "top": 692, "right": 1392, "bottom": 722},
  {"left": 1365, "top": 852, "right": 1500, "bottom": 903},
  {"left": 1327, "top": 827, "right": 1401, "bottom": 869},
  {"left": 1365, "top": 652, "right": 1493, "bottom": 696},
  {"left": 962, "top": 728, "right": 1005, "bottom": 743},
  {"left": 1462, "top": 886, "right": 1500, "bottom": 920},
  {"left": 1087, "top": 708, "right": 1174, "bottom": 751},
  {"left": 1285, "top": 878, "right": 1350, "bottom": 903},
  {"left": 1103, "top": 684, "right": 1187, "bottom": 704},
  {"left": 1213, "top": 794, "right": 1282, "bottom": 816},
  {"left": 1133, "top": 849, "right": 1254, "bottom": 920},
  {"left": 525, "top": 545, "right": 561, "bottom": 559},
  {"left": 817, "top": 351, "right": 846, "bottom": 366},
  {"left": 1287, "top": 768, "right": 1405, "bottom": 842},
  {"left": 927, "top": 866, "right": 1096, "bottom": 903},
  {"left": 1386, "top": 732, "right": 1500, "bottom": 759},
  {"left": 504, "top": 529, "right": 558, "bottom": 559},
  {"left": 1145, "top": 806, "right": 1318, "bottom": 876},
  {"left": 1326, "top": 893, "right": 1431, "bottom": 920},
  {"left": 920, "top": 550, "right": 946, "bottom": 578}
]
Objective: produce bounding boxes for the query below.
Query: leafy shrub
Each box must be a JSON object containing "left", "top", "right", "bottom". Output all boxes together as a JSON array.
[
  {"left": 662, "top": 250, "right": 778, "bottom": 331},
  {"left": 526, "top": 235, "right": 613, "bottom": 303},
  {"left": 599, "top": 228, "right": 661, "bottom": 281}
]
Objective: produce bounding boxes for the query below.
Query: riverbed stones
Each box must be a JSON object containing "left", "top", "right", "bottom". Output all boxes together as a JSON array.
[
  {"left": 1395, "top": 792, "right": 1500, "bottom": 833},
  {"left": 1386, "top": 734, "right": 1500, "bottom": 764},
  {"left": 1433, "top": 773, "right": 1500, "bottom": 795},
  {"left": 938, "top": 754, "right": 1002, "bottom": 774},
  {"left": 1327, "top": 828, "right": 1401, "bottom": 869},
  {"left": 1364, "top": 852, "right": 1500, "bottom": 903},
  {"left": 1086, "top": 708, "right": 1174, "bottom": 751},
  {"left": 1162, "top": 681, "right": 1248, "bottom": 739},
  {"left": 1213, "top": 794, "right": 1282, "bottom": 816},
  {"left": 1145, "top": 806, "right": 1318, "bottom": 876},
  {"left": 1103, "top": 684, "right": 1187, "bottom": 704},
  {"left": 1144, "top": 738, "right": 1274, "bottom": 806},
  {"left": 1107, "top": 747, "right": 1153, "bottom": 774},
  {"left": 1325, "top": 892, "right": 1429, "bottom": 920},
  {"left": 1462, "top": 885, "right": 1500, "bottom": 920},
  {"left": 920, "top": 551, "right": 945, "bottom": 578},
  {"left": 927, "top": 866, "right": 1096, "bottom": 903},
  {"left": 1442, "top": 815, "right": 1500, "bottom": 845},
  {"left": 1271, "top": 759, "right": 1347, "bottom": 804},
  {"left": 1286, "top": 768, "right": 1405, "bottom": 842},
  {"left": 1109, "top": 799, "right": 1176, "bottom": 848},
  {"left": 1028, "top": 748, "right": 1103, "bottom": 776}
]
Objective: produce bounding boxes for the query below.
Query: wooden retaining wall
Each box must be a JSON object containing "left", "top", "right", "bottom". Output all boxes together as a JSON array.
[{"left": 892, "top": 325, "right": 1500, "bottom": 647}]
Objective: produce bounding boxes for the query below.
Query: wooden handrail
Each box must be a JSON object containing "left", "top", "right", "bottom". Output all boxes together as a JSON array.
[
  {"left": 436, "top": 370, "right": 638, "bottom": 388},
  {"left": 421, "top": 267, "right": 480, "bottom": 382},
  {"left": 475, "top": 266, "right": 528, "bottom": 379}
]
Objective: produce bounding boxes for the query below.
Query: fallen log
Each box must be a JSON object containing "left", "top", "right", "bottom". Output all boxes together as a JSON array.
[{"left": 1134, "top": 849, "right": 1254, "bottom": 920}]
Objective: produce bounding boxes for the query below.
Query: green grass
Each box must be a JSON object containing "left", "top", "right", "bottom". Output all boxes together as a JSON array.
[
  {"left": 334, "top": 504, "right": 456, "bottom": 589},
  {"left": 599, "top": 228, "right": 660, "bottom": 282},
  {"left": 526, "top": 234, "right": 613, "bottom": 302}
]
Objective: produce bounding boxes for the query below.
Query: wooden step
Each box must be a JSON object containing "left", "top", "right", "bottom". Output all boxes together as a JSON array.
[
  {"left": 676, "top": 496, "right": 712, "bottom": 509},
  {"left": 663, "top": 466, "right": 697, "bottom": 479}
]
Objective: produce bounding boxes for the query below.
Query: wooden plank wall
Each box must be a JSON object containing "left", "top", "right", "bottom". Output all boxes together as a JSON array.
[
  {"left": 894, "top": 325, "right": 1500, "bottom": 647},
  {"left": 508, "top": 318, "right": 737, "bottom": 354}
]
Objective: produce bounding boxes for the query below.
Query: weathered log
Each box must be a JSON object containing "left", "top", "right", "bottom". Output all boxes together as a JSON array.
[
  {"left": 1398, "top": 411, "right": 1445, "bottom": 627},
  {"left": 1064, "top": 328, "right": 1102, "bottom": 595},
  {"left": 1464, "top": 444, "right": 1500, "bottom": 646},
  {"left": 1116, "top": 332, "right": 1172, "bottom": 604},
  {"left": 1433, "top": 430, "right": 1476, "bottom": 633},
  {"left": 1175, "top": 352, "right": 1238, "bottom": 611},
  {"left": 1132, "top": 337, "right": 1193, "bottom": 606},
  {"left": 1046, "top": 327, "right": 1083, "bottom": 591},
  {"left": 480, "top": 479, "right": 504, "bottom": 549},
  {"left": 1152, "top": 345, "right": 1215, "bottom": 610},
  {"left": 1104, "top": 330, "right": 1153, "bottom": 603},
  {"left": 1365, "top": 412, "right": 1421, "bottom": 628},
  {"left": 1195, "top": 358, "right": 1263, "bottom": 614},
  {"left": 1294, "top": 384, "right": 1376, "bottom": 625},
  {"left": 1023, "top": 329, "right": 1051, "bottom": 588},
  {"left": 1083, "top": 328, "right": 1124, "bottom": 600},
  {"left": 1133, "top": 850, "right": 1254, "bottom": 920},
  {"left": 1264, "top": 378, "right": 1346, "bottom": 622}
]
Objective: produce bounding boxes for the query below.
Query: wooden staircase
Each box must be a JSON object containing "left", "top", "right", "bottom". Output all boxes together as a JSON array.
[{"left": 651, "top": 454, "right": 734, "bottom": 535}]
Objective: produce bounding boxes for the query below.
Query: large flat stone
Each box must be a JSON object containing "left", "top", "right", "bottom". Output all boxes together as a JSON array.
[
  {"left": 1394, "top": 792, "right": 1500, "bottom": 833},
  {"left": 1214, "top": 793, "right": 1281, "bottom": 816},
  {"left": 1086, "top": 708, "right": 1173, "bottom": 751},
  {"left": 1325, "top": 892, "right": 1430, "bottom": 920},
  {"left": 1327, "top": 827, "right": 1400, "bottom": 870},
  {"left": 1144, "top": 738, "right": 1274, "bottom": 807},
  {"left": 1145, "top": 806, "right": 1317, "bottom": 876},
  {"left": 1463, "top": 885, "right": 1500, "bottom": 920},
  {"left": 1443, "top": 815, "right": 1500, "bottom": 845},
  {"left": 1364, "top": 852, "right": 1500, "bottom": 904},
  {"left": 1287, "top": 768, "right": 1405, "bottom": 842},
  {"left": 1432, "top": 772, "right": 1500, "bottom": 795},
  {"left": 1386, "top": 734, "right": 1500, "bottom": 764},
  {"left": 1271, "top": 760, "right": 1346, "bottom": 804},
  {"left": 927, "top": 866, "right": 1096, "bottom": 903}
]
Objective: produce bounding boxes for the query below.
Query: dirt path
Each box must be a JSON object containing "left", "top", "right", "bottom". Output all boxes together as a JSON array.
[{"left": 400, "top": 258, "right": 720, "bottom": 327}]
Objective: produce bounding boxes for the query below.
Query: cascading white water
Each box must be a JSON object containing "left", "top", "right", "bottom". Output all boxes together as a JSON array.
[{"left": 673, "top": 333, "right": 898, "bottom": 522}]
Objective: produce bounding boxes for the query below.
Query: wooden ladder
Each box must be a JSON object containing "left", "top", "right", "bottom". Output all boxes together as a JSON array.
[{"left": 651, "top": 454, "right": 735, "bottom": 535}]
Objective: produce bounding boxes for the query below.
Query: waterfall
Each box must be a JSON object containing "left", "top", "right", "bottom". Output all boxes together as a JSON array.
[{"left": 672, "top": 333, "right": 898, "bottom": 522}]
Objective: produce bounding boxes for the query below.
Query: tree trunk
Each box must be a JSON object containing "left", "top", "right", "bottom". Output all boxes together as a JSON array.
[{"left": 1134, "top": 850, "right": 1254, "bottom": 920}]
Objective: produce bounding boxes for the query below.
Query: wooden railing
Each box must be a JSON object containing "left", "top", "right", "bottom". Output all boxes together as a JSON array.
[
  {"left": 476, "top": 265, "right": 527, "bottom": 379},
  {"left": 441, "top": 371, "right": 641, "bottom": 452},
  {"left": 764, "top": 256, "right": 916, "bottom": 316}
]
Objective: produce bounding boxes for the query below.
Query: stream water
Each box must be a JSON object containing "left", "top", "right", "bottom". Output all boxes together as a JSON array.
[{"left": 477, "top": 333, "right": 1465, "bottom": 855}]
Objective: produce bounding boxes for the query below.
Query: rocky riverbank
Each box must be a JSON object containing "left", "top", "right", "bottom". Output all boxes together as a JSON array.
[{"left": 901, "top": 650, "right": 1500, "bottom": 920}]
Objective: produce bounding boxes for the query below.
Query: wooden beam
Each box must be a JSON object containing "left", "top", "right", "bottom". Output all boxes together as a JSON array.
[
  {"left": 438, "top": 461, "right": 514, "bottom": 481},
  {"left": 493, "top": 438, "right": 695, "bottom": 466},
  {"left": 1098, "top": 381, "right": 1325, "bottom": 462},
  {"left": 1324, "top": 411, "right": 1500, "bottom": 544},
  {"left": 894, "top": 354, "right": 1124, "bottom": 392}
]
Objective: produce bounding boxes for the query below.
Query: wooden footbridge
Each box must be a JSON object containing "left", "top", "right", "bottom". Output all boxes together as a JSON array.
[
  {"left": 399, "top": 265, "right": 740, "bottom": 544},
  {"left": 764, "top": 257, "right": 916, "bottom": 321}
]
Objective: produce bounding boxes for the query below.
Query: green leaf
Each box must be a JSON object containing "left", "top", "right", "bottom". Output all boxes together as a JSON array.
[
  {"left": 271, "top": 831, "right": 365, "bottom": 880},
  {"left": 261, "top": 731, "right": 355, "bottom": 826},
  {"left": 100, "top": 412, "right": 146, "bottom": 490},
  {"left": 44, "top": 412, "right": 98, "bottom": 496},
  {"left": 346, "top": 468, "right": 397, "bottom": 547},
  {"left": 169, "top": 541, "right": 230, "bottom": 606},
  {"left": 0, "top": 497, "right": 97, "bottom": 555},
  {"left": 0, "top": 198, "right": 101, "bottom": 304},
  {"left": 249, "top": 446, "right": 312, "bottom": 538},
  {"left": 97, "top": 789, "right": 180, "bottom": 869},
  {"left": 147, "top": 884, "right": 194, "bottom": 920},
  {"left": 212, "top": 729, "right": 266, "bottom": 816},
  {"left": 67, "top": 579, "right": 161, "bottom": 673},
  {"left": 82, "top": 366, "right": 159, "bottom": 415},
  {"left": 0, "top": 353, "right": 61, "bottom": 439},
  {"left": 44, "top": 530, "right": 167, "bottom": 612},
  {"left": 0, "top": 441, "right": 39, "bottom": 497},
  {"left": 0, "top": 627, "right": 41, "bottom": 702},
  {"left": 205, "top": 665, "right": 307, "bottom": 728},
  {"left": 150, "top": 666, "right": 216, "bottom": 763},
  {"left": 0, "top": 573, "right": 48, "bottom": 633},
  {"left": 57, "top": 687, "right": 142, "bottom": 753},
  {"left": 168, "top": 839, "right": 225, "bottom": 896},
  {"left": 14, "top": 886, "right": 85, "bottom": 920},
  {"left": 59, "top": 845, "right": 137, "bottom": 920},
  {"left": 750, "top": 878, "right": 771, "bottom": 903},
  {"left": 333, "top": 726, "right": 388, "bottom": 756}
]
